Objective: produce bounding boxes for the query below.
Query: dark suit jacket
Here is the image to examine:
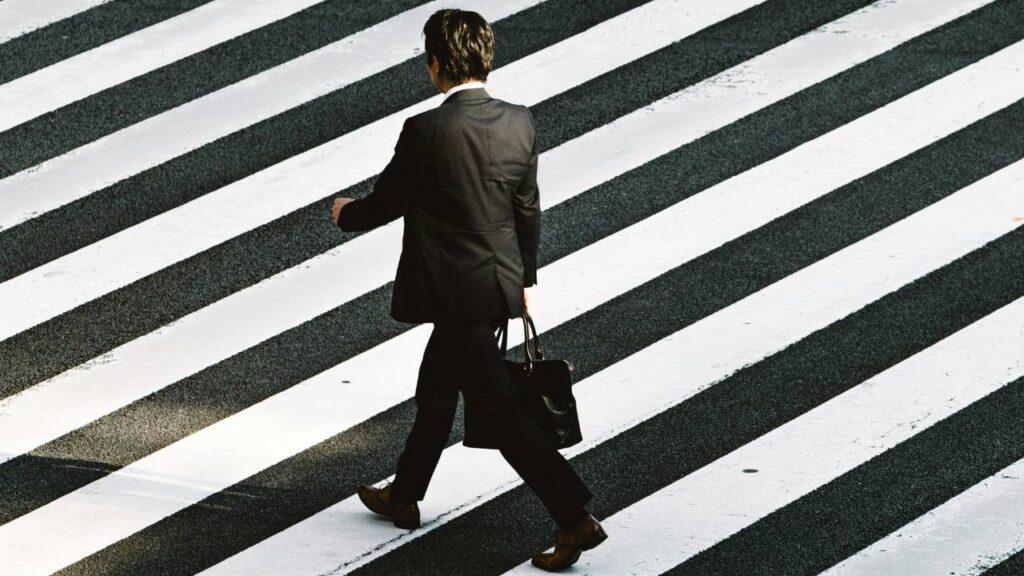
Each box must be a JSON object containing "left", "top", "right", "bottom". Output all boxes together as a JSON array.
[{"left": 337, "top": 87, "right": 539, "bottom": 324}]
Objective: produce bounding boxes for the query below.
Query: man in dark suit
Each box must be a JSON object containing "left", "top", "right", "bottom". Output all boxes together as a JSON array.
[{"left": 330, "top": 8, "right": 606, "bottom": 572}]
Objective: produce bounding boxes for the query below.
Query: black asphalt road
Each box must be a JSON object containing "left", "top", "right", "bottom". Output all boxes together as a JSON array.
[{"left": 2, "top": 0, "right": 1023, "bottom": 574}]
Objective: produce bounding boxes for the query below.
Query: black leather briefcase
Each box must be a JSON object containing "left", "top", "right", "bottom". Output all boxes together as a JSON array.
[{"left": 493, "top": 310, "right": 583, "bottom": 450}]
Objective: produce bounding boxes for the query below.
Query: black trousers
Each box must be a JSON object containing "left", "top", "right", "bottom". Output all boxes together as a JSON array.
[{"left": 388, "top": 313, "right": 593, "bottom": 530}]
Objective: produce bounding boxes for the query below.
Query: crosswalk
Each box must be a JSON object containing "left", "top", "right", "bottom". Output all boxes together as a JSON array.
[
  {"left": 0, "top": 0, "right": 1022, "bottom": 574},
  {"left": 0, "top": 0, "right": 760, "bottom": 341}
]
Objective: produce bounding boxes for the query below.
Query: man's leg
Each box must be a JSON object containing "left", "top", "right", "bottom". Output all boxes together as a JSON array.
[
  {"left": 498, "top": 405, "right": 592, "bottom": 529},
  {"left": 471, "top": 318, "right": 593, "bottom": 530},
  {"left": 388, "top": 324, "right": 459, "bottom": 502}
]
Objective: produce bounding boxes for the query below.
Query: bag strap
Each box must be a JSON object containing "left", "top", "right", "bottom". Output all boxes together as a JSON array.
[
  {"left": 498, "top": 317, "right": 528, "bottom": 361},
  {"left": 522, "top": 308, "right": 544, "bottom": 360},
  {"left": 495, "top": 309, "right": 544, "bottom": 365}
]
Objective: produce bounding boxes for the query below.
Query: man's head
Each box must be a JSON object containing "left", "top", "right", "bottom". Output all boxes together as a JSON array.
[{"left": 423, "top": 9, "right": 493, "bottom": 93}]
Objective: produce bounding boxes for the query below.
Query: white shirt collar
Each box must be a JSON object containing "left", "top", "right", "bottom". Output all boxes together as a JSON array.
[{"left": 444, "top": 80, "right": 486, "bottom": 97}]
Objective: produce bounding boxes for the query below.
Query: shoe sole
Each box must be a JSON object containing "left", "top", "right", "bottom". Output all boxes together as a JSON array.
[{"left": 532, "top": 549, "right": 582, "bottom": 572}]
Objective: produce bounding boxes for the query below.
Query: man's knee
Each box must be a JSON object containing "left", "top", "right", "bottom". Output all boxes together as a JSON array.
[{"left": 414, "top": 388, "right": 459, "bottom": 418}]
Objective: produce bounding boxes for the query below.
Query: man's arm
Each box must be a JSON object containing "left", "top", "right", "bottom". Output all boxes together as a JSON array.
[
  {"left": 514, "top": 109, "right": 540, "bottom": 287},
  {"left": 337, "top": 117, "right": 423, "bottom": 232}
]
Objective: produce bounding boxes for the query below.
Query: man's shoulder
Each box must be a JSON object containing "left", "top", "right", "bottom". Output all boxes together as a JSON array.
[
  {"left": 491, "top": 99, "right": 534, "bottom": 131},
  {"left": 488, "top": 98, "right": 532, "bottom": 118},
  {"left": 404, "top": 107, "right": 435, "bottom": 132}
]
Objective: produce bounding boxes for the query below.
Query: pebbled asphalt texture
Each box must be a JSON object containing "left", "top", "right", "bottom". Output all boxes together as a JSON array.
[{"left": 2, "top": 0, "right": 1023, "bottom": 574}]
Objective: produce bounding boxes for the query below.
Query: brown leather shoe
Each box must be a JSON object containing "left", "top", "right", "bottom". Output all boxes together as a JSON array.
[
  {"left": 356, "top": 482, "right": 421, "bottom": 529},
  {"left": 531, "top": 513, "right": 607, "bottom": 572}
]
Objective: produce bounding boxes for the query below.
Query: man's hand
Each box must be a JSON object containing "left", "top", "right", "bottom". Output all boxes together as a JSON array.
[
  {"left": 523, "top": 287, "right": 530, "bottom": 310},
  {"left": 331, "top": 197, "right": 355, "bottom": 226}
]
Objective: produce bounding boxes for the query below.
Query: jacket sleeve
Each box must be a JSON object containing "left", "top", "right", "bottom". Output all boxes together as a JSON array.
[
  {"left": 513, "top": 108, "right": 541, "bottom": 287},
  {"left": 337, "top": 117, "right": 422, "bottom": 232}
]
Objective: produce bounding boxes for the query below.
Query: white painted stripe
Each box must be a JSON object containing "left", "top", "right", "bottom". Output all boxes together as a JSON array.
[
  {"left": 0, "top": 0, "right": 330, "bottom": 133},
  {"left": 3, "top": 0, "right": 982, "bottom": 343},
  {"left": 0, "top": 0, "right": 998, "bottom": 465},
  {"left": 822, "top": 458, "right": 1024, "bottom": 576},
  {"left": 205, "top": 163, "right": 1024, "bottom": 575},
  {"left": 0, "top": 0, "right": 113, "bottom": 43},
  {"left": 504, "top": 269, "right": 1024, "bottom": 574},
  {"left": 0, "top": 0, "right": 541, "bottom": 231},
  {"left": 2, "top": 51, "right": 1022, "bottom": 576}
]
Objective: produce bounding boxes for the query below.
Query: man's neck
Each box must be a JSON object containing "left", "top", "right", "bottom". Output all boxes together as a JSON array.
[{"left": 444, "top": 79, "right": 485, "bottom": 95}]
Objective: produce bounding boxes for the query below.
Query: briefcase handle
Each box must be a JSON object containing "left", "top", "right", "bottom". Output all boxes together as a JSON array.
[{"left": 496, "top": 309, "right": 545, "bottom": 366}]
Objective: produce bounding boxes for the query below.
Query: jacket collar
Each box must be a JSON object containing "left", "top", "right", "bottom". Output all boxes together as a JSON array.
[{"left": 441, "top": 86, "right": 490, "bottom": 105}]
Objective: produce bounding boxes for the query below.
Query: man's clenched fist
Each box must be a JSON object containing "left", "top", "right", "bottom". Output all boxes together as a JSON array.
[{"left": 331, "top": 197, "right": 355, "bottom": 226}]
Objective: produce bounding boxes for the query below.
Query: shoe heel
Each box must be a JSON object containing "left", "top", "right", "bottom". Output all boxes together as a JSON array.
[
  {"left": 393, "top": 517, "right": 420, "bottom": 530},
  {"left": 391, "top": 506, "right": 421, "bottom": 530},
  {"left": 581, "top": 525, "right": 607, "bottom": 550}
]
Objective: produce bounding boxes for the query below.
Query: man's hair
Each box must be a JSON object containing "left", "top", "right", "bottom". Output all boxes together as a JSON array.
[{"left": 423, "top": 9, "right": 493, "bottom": 84}]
